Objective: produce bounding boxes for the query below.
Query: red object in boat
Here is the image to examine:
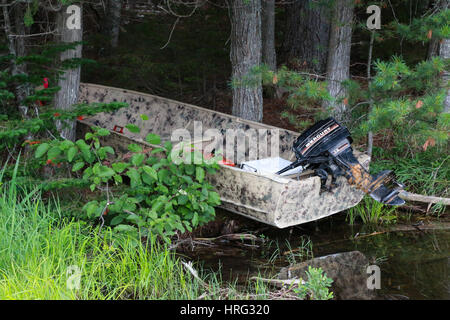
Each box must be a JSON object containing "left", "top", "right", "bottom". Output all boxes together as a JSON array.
[
  {"left": 113, "top": 125, "right": 124, "bottom": 134},
  {"left": 203, "top": 152, "right": 235, "bottom": 167},
  {"left": 218, "top": 157, "right": 235, "bottom": 167}
]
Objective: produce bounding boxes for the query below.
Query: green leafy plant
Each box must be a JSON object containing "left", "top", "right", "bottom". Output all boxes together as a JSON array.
[
  {"left": 33, "top": 124, "right": 221, "bottom": 240},
  {"left": 293, "top": 266, "right": 334, "bottom": 300}
]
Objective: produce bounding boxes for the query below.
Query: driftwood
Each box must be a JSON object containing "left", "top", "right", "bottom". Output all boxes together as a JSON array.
[
  {"left": 250, "top": 276, "right": 305, "bottom": 288},
  {"left": 193, "top": 233, "right": 263, "bottom": 242},
  {"left": 399, "top": 191, "right": 450, "bottom": 205},
  {"left": 397, "top": 204, "right": 427, "bottom": 214}
]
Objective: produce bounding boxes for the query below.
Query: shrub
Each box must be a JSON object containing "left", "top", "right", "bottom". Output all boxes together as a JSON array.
[
  {"left": 32, "top": 124, "right": 221, "bottom": 241},
  {"left": 293, "top": 266, "right": 334, "bottom": 300}
]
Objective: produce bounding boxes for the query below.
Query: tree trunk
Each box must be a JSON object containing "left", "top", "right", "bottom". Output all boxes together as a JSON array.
[
  {"left": 367, "top": 31, "right": 375, "bottom": 157},
  {"left": 427, "top": 37, "right": 440, "bottom": 60},
  {"left": 282, "top": 0, "right": 331, "bottom": 74},
  {"left": 262, "top": 0, "right": 276, "bottom": 71},
  {"left": 105, "top": 0, "right": 122, "bottom": 48},
  {"left": 2, "top": 1, "right": 16, "bottom": 75},
  {"left": 2, "top": 0, "right": 27, "bottom": 107},
  {"left": 427, "top": 0, "right": 445, "bottom": 60},
  {"left": 230, "top": 0, "right": 263, "bottom": 122},
  {"left": 323, "top": 0, "right": 354, "bottom": 123},
  {"left": 440, "top": 38, "right": 450, "bottom": 113},
  {"left": 54, "top": 4, "right": 83, "bottom": 141},
  {"left": 439, "top": 0, "right": 449, "bottom": 113},
  {"left": 13, "top": 2, "right": 26, "bottom": 70}
]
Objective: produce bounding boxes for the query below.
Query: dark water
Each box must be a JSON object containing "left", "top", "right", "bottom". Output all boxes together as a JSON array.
[{"left": 183, "top": 210, "right": 450, "bottom": 300}]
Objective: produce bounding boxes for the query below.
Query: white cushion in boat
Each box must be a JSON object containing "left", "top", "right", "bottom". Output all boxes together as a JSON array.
[{"left": 241, "top": 157, "right": 303, "bottom": 176}]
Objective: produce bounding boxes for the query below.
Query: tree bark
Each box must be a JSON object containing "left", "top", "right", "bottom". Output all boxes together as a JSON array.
[
  {"left": 54, "top": 4, "right": 83, "bottom": 141},
  {"left": 13, "top": 2, "right": 26, "bottom": 69},
  {"left": 230, "top": 0, "right": 263, "bottom": 122},
  {"left": 427, "top": 37, "right": 440, "bottom": 60},
  {"left": 282, "top": 0, "right": 331, "bottom": 74},
  {"left": 439, "top": 1, "right": 449, "bottom": 113},
  {"left": 367, "top": 30, "right": 375, "bottom": 157},
  {"left": 427, "top": 0, "right": 445, "bottom": 60},
  {"left": 323, "top": 0, "right": 354, "bottom": 123},
  {"left": 2, "top": 0, "right": 27, "bottom": 106},
  {"left": 2, "top": 1, "right": 18, "bottom": 76},
  {"left": 440, "top": 38, "right": 450, "bottom": 113},
  {"left": 105, "top": 0, "right": 122, "bottom": 48},
  {"left": 261, "top": 0, "right": 276, "bottom": 71}
]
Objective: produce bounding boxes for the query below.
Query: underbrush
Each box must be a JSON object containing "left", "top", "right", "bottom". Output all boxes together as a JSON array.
[
  {"left": 370, "top": 148, "right": 449, "bottom": 199},
  {"left": 0, "top": 179, "right": 204, "bottom": 299},
  {"left": 0, "top": 163, "right": 224, "bottom": 299},
  {"left": 0, "top": 167, "right": 330, "bottom": 300},
  {"left": 372, "top": 147, "right": 448, "bottom": 216}
]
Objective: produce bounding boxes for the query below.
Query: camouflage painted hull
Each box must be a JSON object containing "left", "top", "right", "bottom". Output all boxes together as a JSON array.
[{"left": 77, "top": 83, "right": 370, "bottom": 228}]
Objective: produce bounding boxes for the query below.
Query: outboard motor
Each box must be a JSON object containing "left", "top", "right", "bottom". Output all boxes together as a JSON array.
[{"left": 276, "top": 118, "right": 405, "bottom": 205}]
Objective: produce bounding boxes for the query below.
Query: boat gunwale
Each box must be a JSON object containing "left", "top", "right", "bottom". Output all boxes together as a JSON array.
[{"left": 79, "top": 82, "right": 301, "bottom": 135}]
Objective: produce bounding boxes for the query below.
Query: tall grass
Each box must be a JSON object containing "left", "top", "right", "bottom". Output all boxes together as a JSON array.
[
  {"left": 0, "top": 159, "right": 205, "bottom": 299},
  {"left": 347, "top": 197, "right": 397, "bottom": 225},
  {"left": 0, "top": 194, "right": 203, "bottom": 299}
]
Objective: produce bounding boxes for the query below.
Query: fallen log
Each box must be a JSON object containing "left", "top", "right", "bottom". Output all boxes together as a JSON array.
[
  {"left": 399, "top": 191, "right": 450, "bottom": 205},
  {"left": 193, "top": 233, "right": 262, "bottom": 242}
]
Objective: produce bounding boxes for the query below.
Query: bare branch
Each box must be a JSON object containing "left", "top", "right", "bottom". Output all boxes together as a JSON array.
[
  {"left": 399, "top": 191, "right": 450, "bottom": 206},
  {"left": 8, "top": 29, "right": 57, "bottom": 38}
]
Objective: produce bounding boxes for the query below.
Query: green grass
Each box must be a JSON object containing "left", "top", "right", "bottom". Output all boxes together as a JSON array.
[
  {"left": 0, "top": 160, "right": 196, "bottom": 299},
  {"left": 0, "top": 187, "right": 203, "bottom": 299},
  {"left": 347, "top": 197, "right": 398, "bottom": 225}
]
